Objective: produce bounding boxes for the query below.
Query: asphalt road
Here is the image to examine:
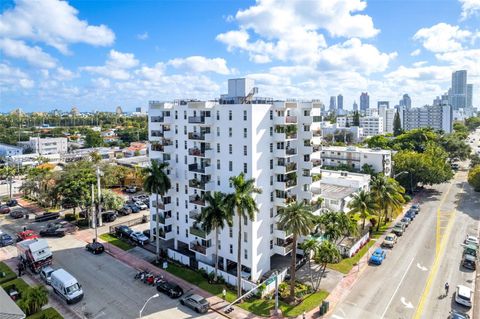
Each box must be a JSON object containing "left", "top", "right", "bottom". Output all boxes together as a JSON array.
[{"left": 330, "top": 130, "right": 480, "bottom": 319}]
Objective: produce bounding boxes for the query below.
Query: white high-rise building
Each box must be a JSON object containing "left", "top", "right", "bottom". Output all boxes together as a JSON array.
[
  {"left": 359, "top": 116, "right": 383, "bottom": 136},
  {"left": 148, "top": 78, "right": 323, "bottom": 281},
  {"left": 402, "top": 104, "right": 452, "bottom": 133},
  {"left": 378, "top": 106, "right": 396, "bottom": 134},
  {"left": 451, "top": 70, "right": 467, "bottom": 110}
]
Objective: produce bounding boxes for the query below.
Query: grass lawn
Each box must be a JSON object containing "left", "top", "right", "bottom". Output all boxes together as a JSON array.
[
  {"left": 0, "top": 262, "right": 17, "bottom": 284},
  {"left": 1, "top": 277, "right": 30, "bottom": 304},
  {"left": 372, "top": 222, "right": 393, "bottom": 239},
  {"left": 163, "top": 262, "right": 329, "bottom": 317},
  {"left": 327, "top": 240, "right": 376, "bottom": 274},
  {"left": 27, "top": 307, "right": 64, "bottom": 319},
  {"left": 99, "top": 233, "right": 134, "bottom": 251}
]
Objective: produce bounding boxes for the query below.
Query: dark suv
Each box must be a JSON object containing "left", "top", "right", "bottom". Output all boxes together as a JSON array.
[{"left": 115, "top": 225, "right": 132, "bottom": 238}]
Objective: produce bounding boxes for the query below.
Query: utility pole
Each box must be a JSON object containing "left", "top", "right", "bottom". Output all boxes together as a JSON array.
[
  {"left": 91, "top": 183, "right": 97, "bottom": 241},
  {"left": 96, "top": 167, "right": 103, "bottom": 227},
  {"left": 274, "top": 271, "right": 279, "bottom": 315}
]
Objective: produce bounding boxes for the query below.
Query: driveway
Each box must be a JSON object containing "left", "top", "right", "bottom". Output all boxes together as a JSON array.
[{"left": 296, "top": 261, "right": 344, "bottom": 293}]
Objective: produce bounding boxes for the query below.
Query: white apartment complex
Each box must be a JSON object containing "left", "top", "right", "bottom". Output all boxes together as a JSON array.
[
  {"left": 378, "top": 107, "right": 396, "bottom": 134},
  {"left": 401, "top": 104, "right": 452, "bottom": 133},
  {"left": 320, "top": 146, "right": 392, "bottom": 176},
  {"left": 0, "top": 143, "right": 23, "bottom": 157},
  {"left": 25, "top": 137, "right": 68, "bottom": 155},
  {"left": 359, "top": 116, "right": 383, "bottom": 136},
  {"left": 148, "top": 78, "right": 323, "bottom": 281}
]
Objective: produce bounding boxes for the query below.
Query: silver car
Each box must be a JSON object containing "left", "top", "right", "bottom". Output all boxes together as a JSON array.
[
  {"left": 40, "top": 266, "right": 56, "bottom": 285},
  {"left": 180, "top": 294, "right": 210, "bottom": 313}
]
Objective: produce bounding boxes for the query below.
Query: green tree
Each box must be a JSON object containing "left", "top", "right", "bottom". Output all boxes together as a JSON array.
[
  {"left": 225, "top": 173, "right": 262, "bottom": 298},
  {"left": 277, "top": 201, "right": 315, "bottom": 302},
  {"left": 313, "top": 240, "right": 341, "bottom": 290},
  {"left": 393, "top": 111, "right": 402, "bottom": 136},
  {"left": 352, "top": 111, "right": 360, "bottom": 126},
  {"left": 439, "top": 134, "right": 471, "bottom": 160},
  {"left": 198, "top": 192, "right": 233, "bottom": 282},
  {"left": 348, "top": 190, "right": 377, "bottom": 229},
  {"left": 143, "top": 160, "right": 171, "bottom": 259},
  {"left": 85, "top": 130, "right": 103, "bottom": 148},
  {"left": 470, "top": 154, "right": 480, "bottom": 168},
  {"left": 468, "top": 165, "right": 480, "bottom": 191},
  {"left": 102, "top": 189, "right": 124, "bottom": 210},
  {"left": 18, "top": 285, "right": 48, "bottom": 316},
  {"left": 300, "top": 238, "right": 321, "bottom": 291},
  {"left": 361, "top": 164, "right": 376, "bottom": 176},
  {"left": 370, "top": 175, "right": 405, "bottom": 230},
  {"left": 465, "top": 117, "right": 480, "bottom": 131},
  {"left": 317, "top": 210, "right": 358, "bottom": 243},
  {"left": 365, "top": 135, "right": 391, "bottom": 149},
  {"left": 89, "top": 151, "right": 102, "bottom": 164}
]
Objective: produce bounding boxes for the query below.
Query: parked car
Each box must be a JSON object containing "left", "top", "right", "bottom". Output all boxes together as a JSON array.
[
  {"left": 465, "top": 235, "right": 479, "bottom": 246},
  {"left": 101, "top": 211, "right": 118, "bottom": 223},
  {"left": 40, "top": 266, "right": 56, "bottom": 285},
  {"left": 39, "top": 227, "right": 66, "bottom": 238},
  {"left": 130, "top": 231, "right": 149, "bottom": 245},
  {"left": 463, "top": 244, "right": 477, "bottom": 258},
  {"left": 9, "top": 209, "right": 25, "bottom": 219},
  {"left": 116, "top": 207, "right": 132, "bottom": 216},
  {"left": 401, "top": 216, "right": 411, "bottom": 227},
  {"left": 0, "top": 205, "right": 11, "bottom": 214},
  {"left": 448, "top": 310, "right": 470, "bottom": 319},
  {"left": 392, "top": 223, "right": 405, "bottom": 236},
  {"left": 132, "top": 195, "right": 149, "bottom": 202},
  {"left": 85, "top": 241, "right": 105, "bottom": 254},
  {"left": 16, "top": 230, "right": 39, "bottom": 242},
  {"left": 125, "top": 204, "right": 140, "bottom": 213},
  {"left": 462, "top": 254, "right": 476, "bottom": 270},
  {"left": 125, "top": 186, "right": 138, "bottom": 193},
  {"left": 405, "top": 210, "right": 416, "bottom": 220},
  {"left": 410, "top": 204, "right": 420, "bottom": 213},
  {"left": 180, "top": 294, "right": 210, "bottom": 313},
  {"left": 369, "top": 248, "right": 387, "bottom": 265},
  {"left": 6, "top": 199, "right": 18, "bottom": 207},
  {"left": 455, "top": 285, "right": 472, "bottom": 307},
  {"left": 382, "top": 233, "right": 397, "bottom": 248},
  {"left": 451, "top": 163, "right": 460, "bottom": 170},
  {"left": 115, "top": 225, "right": 133, "bottom": 238},
  {"left": 134, "top": 201, "right": 148, "bottom": 210},
  {"left": 156, "top": 280, "right": 184, "bottom": 298},
  {"left": 0, "top": 233, "right": 14, "bottom": 247}
]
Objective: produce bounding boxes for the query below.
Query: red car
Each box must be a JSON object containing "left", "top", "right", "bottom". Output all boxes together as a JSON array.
[{"left": 17, "top": 230, "right": 40, "bottom": 242}]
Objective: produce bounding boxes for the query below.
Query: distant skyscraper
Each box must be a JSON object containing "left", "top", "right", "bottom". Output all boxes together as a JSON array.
[
  {"left": 360, "top": 93, "right": 369, "bottom": 111},
  {"left": 451, "top": 70, "right": 467, "bottom": 110},
  {"left": 329, "top": 96, "right": 336, "bottom": 111},
  {"left": 467, "top": 84, "right": 473, "bottom": 108},
  {"left": 399, "top": 94, "right": 411, "bottom": 110},
  {"left": 353, "top": 101, "right": 358, "bottom": 112},
  {"left": 377, "top": 101, "right": 389, "bottom": 109},
  {"left": 337, "top": 94, "right": 344, "bottom": 110}
]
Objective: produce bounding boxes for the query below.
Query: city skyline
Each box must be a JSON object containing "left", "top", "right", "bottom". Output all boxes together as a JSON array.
[{"left": 0, "top": 0, "right": 479, "bottom": 112}]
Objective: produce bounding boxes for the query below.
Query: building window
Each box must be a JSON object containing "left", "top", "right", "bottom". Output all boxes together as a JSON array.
[
  {"left": 217, "top": 143, "right": 220, "bottom": 153},
  {"left": 184, "top": 155, "right": 187, "bottom": 164},
  {"left": 183, "top": 111, "right": 187, "bottom": 120},
  {"left": 243, "top": 145, "right": 247, "bottom": 156},
  {"left": 186, "top": 229, "right": 189, "bottom": 238},
  {"left": 270, "top": 208, "right": 274, "bottom": 218},
  {"left": 176, "top": 198, "right": 179, "bottom": 206},
  {"left": 176, "top": 226, "right": 179, "bottom": 235},
  {"left": 175, "top": 140, "right": 178, "bottom": 149},
  {"left": 185, "top": 214, "right": 188, "bottom": 223},
  {"left": 175, "top": 111, "right": 178, "bottom": 120},
  {"left": 270, "top": 224, "right": 274, "bottom": 234},
  {"left": 243, "top": 110, "right": 247, "bottom": 121},
  {"left": 185, "top": 185, "right": 188, "bottom": 194},
  {"left": 243, "top": 128, "right": 247, "bottom": 138},
  {"left": 176, "top": 212, "right": 179, "bottom": 221},
  {"left": 244, "top": 249, "right": 248, "bottom": 260},
  {"left": 175, "top": 126, "right": 178, "bottom": 134},
  {"left": 270, "top": 143, "right": 273, "bottom": 153},
  {"left": 217, "top": 177, "right": 220, "bottom": 186},
  {"left": 184, "top": 141, "right": 187, "bottom": 150},
  {"left": 216, "top": 111, "right": 220, "bottom": 120},
  {"left": 244, "top": 232, "right": 247, "bottom": 243},
  {"left": 176, "top": 183, "right": 179, "bottom": 192},
  {"left": 185, "top": 200, "right": 188, "bottom": 209},
  {"left": 270, "top": 110, "right": 273, "bottom": 120},
  {"left": 217, "top": 159, "right": 220, "bottom": 169},
  {"left": 229, "top": 161, "right": 233, "bottom": 171},
  {"left": 304, "top": 154, "right": 310, "bottom": 162},
  {"left": 243, "top": 163, "right": 247, "bottom": 174},
  {"left": 175, "top": 154, "right": 178, "bottom": 163},
  {"left": 229, "top": 127, "right": 232, "bottom": 137},
  {"left": 270, "top": 240, "right": 273, "bottom": 249},
  {"left": 270, "top": 192, "right": 274, "bottom": 202},
  {"left": 229, "top": 227, "right": 233, "bottom": 238},
  {"left": 229, "top": 144, "right": 233, "bottom": 154},
  {"left": 270, "top": 176, "right": 273, "bottom": 186},
  {"left": 184, "top": 126, "right": 187, "bottom": 135},
  {"left": 230, "top": 244, "right": 233, "bottom": 254},
  {"left": 270, "top": 127, "right": 273, "bottom": 136},
  {"left": 217, "top": 127, "right": 220, "bottom": 137},
  {"left": 229, "top": 110, "right": 232, "bottom": 120},
  {"left": 270, "top": 159, "right": 273, "bottom": 169}
]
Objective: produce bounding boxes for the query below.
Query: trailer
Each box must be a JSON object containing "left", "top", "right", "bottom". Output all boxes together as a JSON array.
[{"left": 16, "top": 238, "right": 53, "bottom": 273}]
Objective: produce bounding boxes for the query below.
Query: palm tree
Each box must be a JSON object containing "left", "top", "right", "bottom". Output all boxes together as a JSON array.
[
  {"left": 299, "top": 238, "right": 321, "bottom": 291},
  {"left": 348, "top": 190, "right": 377, "bottom": 229},
  {"left": 143, "top": 159, "right": 171, "bottom": 260},
  {"left": 277, "top": 201, "right": 315, "bottom": 302},
  {"left": 19, "top": 286, "right": 48, "bottom": 316},
  {"left": 317, "top": 210, "right": 358, "bottom": 244},
  {"left": 313, "top": 240, "right": 341, "bottom": 290},
  {"left": 225, "top": 173, "right": 262, "bottom": 298},
  {"left": 370, "top": 175, "right": 405, "bottom": 231},
  {"left": 198, "top": 192, "right": 233, "bottom": 282}
]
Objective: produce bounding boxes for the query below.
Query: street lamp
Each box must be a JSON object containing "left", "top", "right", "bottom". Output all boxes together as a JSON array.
[{"left": 139, "top": 293, "right": 159, "bottom": 318}]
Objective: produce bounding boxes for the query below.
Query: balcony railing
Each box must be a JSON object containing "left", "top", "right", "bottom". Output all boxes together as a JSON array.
[
  {"left": 188, "top": 116, "right": 209, "bottom": 124},
  {"left": 286, "top": 148, "right": 297, "bottom": 155},
  {"left": 188, "top": 163, "right": 211, "bottom": 174},
  {"left": 190, "top": 226, "right": 207, "bottom": 238},
  {"left": 190, "top": 242, "right": 208, "bottom": 254},
  {"left": 151, "top": 116, "right": 164, "bottom": 123},
  {"left": 189, "top": 195, "right": 206, "bottom": 206},
  {"left": 188, "top": 148, "right": 212, "bottom": 157},
  {"left": 285, "top": 179, "right": 297, "bottom": 188},
  {"left": 285, "top": 116, "right": 297, "bottom": 123},
  {"left": 189, "top": 179, "right": 210, "bottom": 190},
  {"left": 188, "top": 132, "right": 210, "bottom": 140}
]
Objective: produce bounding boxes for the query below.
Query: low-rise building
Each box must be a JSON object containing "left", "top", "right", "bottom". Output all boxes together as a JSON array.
[
  {"left": 320, "top": 146, "right": 392, "bottom": 176},
  {"left": 124, "top": 142, "right": 147, "bottom": 157},
  {"left": 401, "top": 104, "right": 452, "bottom": 133},
  {"left": 0, "top": 143, "right": 23, "bottom": 157},
  {"left": 321, "top": 124, "right": 363, "bottom": 143},
  {"left": 23, "top": 137, "right": 68, "bottom": 155}
]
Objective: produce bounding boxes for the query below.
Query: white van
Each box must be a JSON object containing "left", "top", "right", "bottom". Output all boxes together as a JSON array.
[
  {"left": 50, "top": 268, "right": 84, "bottom": 304},
  {"left": 455, "top": 285, "right": 472, "bottom": 307}
]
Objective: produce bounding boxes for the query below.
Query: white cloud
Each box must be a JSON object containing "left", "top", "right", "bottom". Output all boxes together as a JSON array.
[
  {"left": 0, "top": 0, "right": 115, "bottom": 54},
  {"left": 435, "top": 49, "right": 480, "bottom": 74},
  {"left": 413, "top": 23, "right": 472, "bottom": 53},
  {"left": 168, "top": 56, "right": 231, "bottom": 75},
  {"left": 0, "top": 63, "right": 35, "bottom": 89},
  {"left": 137, "top": 32, "right": 149, "bottom": 40},
  {"left": 0, "top": 38, "right": 56, "bottom": 68},
  {"left": 459, "top": 0, "right": 480, "bottom": 20},
  {"left": 55, "top": 67, "right": 76, "bottom": 80},
  {"left": 82, "top": 50, "right": 139, "bottom": 80},
  {"left": 217, "top": 0, "right": 379, "bottom": 64},
  {"left": 136, "top": 63, "right": 165, "bottom": 82},
  {"left": 410, "top": 49, "right": 421, "bottom": 56},
  {"left": 91, "top": 78, "right": 111, "bottom": 89}
]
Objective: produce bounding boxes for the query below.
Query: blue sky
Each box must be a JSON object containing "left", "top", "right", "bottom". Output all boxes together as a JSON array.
[{"left": 0, "top": 0, "right": 479, "bottom": 113}]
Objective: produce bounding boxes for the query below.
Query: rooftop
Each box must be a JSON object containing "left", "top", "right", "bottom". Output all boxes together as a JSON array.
[
  {"left": 0, "top": 287, "right": 25, "bottom": 319},
  {"left": 321, "top": 145, "right": 391, "bottom": 155}
]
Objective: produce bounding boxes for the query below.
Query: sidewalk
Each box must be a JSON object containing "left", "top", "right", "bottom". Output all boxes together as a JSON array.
[{"left": 76, "top": 228, "right": 263, "bottom": 319}]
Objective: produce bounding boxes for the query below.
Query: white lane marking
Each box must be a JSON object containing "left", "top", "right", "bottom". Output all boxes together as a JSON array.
[
  {"left": 331, "top": 315, "right": 345, "bottom": 319},
  {"left": 416, "top": 263, "right": 428, "bottom": 271},
  {"left": 400, "top": 297, "right": 414, "bottom": 309},
  {"left": 380, "top": 257, "right": 415, "bottom": 319}
]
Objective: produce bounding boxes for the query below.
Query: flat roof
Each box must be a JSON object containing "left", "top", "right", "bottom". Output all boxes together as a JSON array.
[
  {"left": 0, "top": 287, "right": 26, "bottom": 319},
  {"left": 318, "top": 184, "right": 357, "bottom": 200},
  {"left": 321, "top": 146, "right": 391, "bottom": 155}
]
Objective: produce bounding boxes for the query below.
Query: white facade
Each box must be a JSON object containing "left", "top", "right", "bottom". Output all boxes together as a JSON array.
[
  {"left": 148, "top": 79, "right": 323, "bottom": 281},
  {"left": 26, "top": 137, "right": 68, "bottom": 155},
  {"left": 402, "top": 104, "right": 452, "bottom": 133},
  {"left": 0, "top": 143, "right": 23, "bottom": 157},
  {"left": 321, "top": 124, "right": 363, "bottom": 143},
  {"left": 364, "top": 108, "right": 378, "bottom": 117},
  {"left": 359, "top": 116, "right": 383, "bottom": 136},
  {"left": 320, "top": 146, "right": 392, "bottom": 176},
  {"left": 378, "top": 107, "right": 396, "bottom": 134}
]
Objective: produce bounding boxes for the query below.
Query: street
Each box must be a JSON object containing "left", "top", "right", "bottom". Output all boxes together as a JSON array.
[{"left": 330, "top": 131, "right": 480, "bottom": 319}]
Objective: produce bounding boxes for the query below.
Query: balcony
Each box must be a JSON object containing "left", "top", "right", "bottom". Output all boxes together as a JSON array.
[
  {"left": 273, "top": 242, "right": 294, "bottom": 256},
  {"left": 190, "top": 225, "right": 207, "bottom": 238},
  {"left": 274, "top": 115, "right": 298, "bottom": 125},
  {"left": 189, "top": 209, "right": 200, "bottom": 220},
  {"left": 188, "top": 132, "right": 212, "bottom": 141},
  {"left": 274, "top": 194, "right": 297, "bottom": 207},
  {"left": 151, "top": 116, "right": 164, "bottom": 123},
  {"left": 152, "top": 212, "right": 172, "bottom": 225},
  {"left": 188, "top": 116, "right": 212, "bottom": 125},
  {"left": 275, "top": 179, "right": 297, "bottom": 191},
  {"left": 274, "top": 147, "right": 297, "bottom": 158},
  {"left": 189, "top": 195, "right": 206, "bottom": 206},
  {"left": 159, "top": 228, "right": 174, "bottom": 240},
  {"left": 188, "top": 147, "right": 213, "bottom": 158},
  {"left": 189, "top": 241, "right": 212, "bottom": 255},
  {"left": 189, "top": 179, "right": 213, "bottom": 191},
  {"left": 188, "top": 163, "right": 212, "bottom": 174},
  {"left": 273, "top": 228, "right": 292, "bottom": 239},
  {"left": 163, "top": 130, "right": 175, "bottom": 139},
  {"left": 273, "top": 132, "right": 298, "bottom": 141},
  {"left": 274, "top": 162, "right": 297, "bottom": 174}
]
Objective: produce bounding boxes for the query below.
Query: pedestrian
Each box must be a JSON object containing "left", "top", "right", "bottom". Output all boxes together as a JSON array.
[
  {"left": 17, "top": 263, "right": 23, "bottom": 277},
  {"left": 222, "top": 288, "right": 227, "bottom": 300},
  {"left": 302, "top": 311, "right": 306, "bottom": 319}
]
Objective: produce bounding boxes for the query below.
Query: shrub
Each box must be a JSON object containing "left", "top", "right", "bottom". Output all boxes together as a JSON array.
[
  {"left": 0, "top": 262, "right": 17, "bottom": 284},
  {"left": 63, "top": 213, "right": 78, "bottom": 222}
]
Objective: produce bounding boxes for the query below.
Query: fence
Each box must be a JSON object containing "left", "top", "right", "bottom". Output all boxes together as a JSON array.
[
  {"left": 167, "top": 248, "right": 191, "bottom": 266},
  {"left": 339, "top": 232, "right": 370, "bottom": 258}
]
